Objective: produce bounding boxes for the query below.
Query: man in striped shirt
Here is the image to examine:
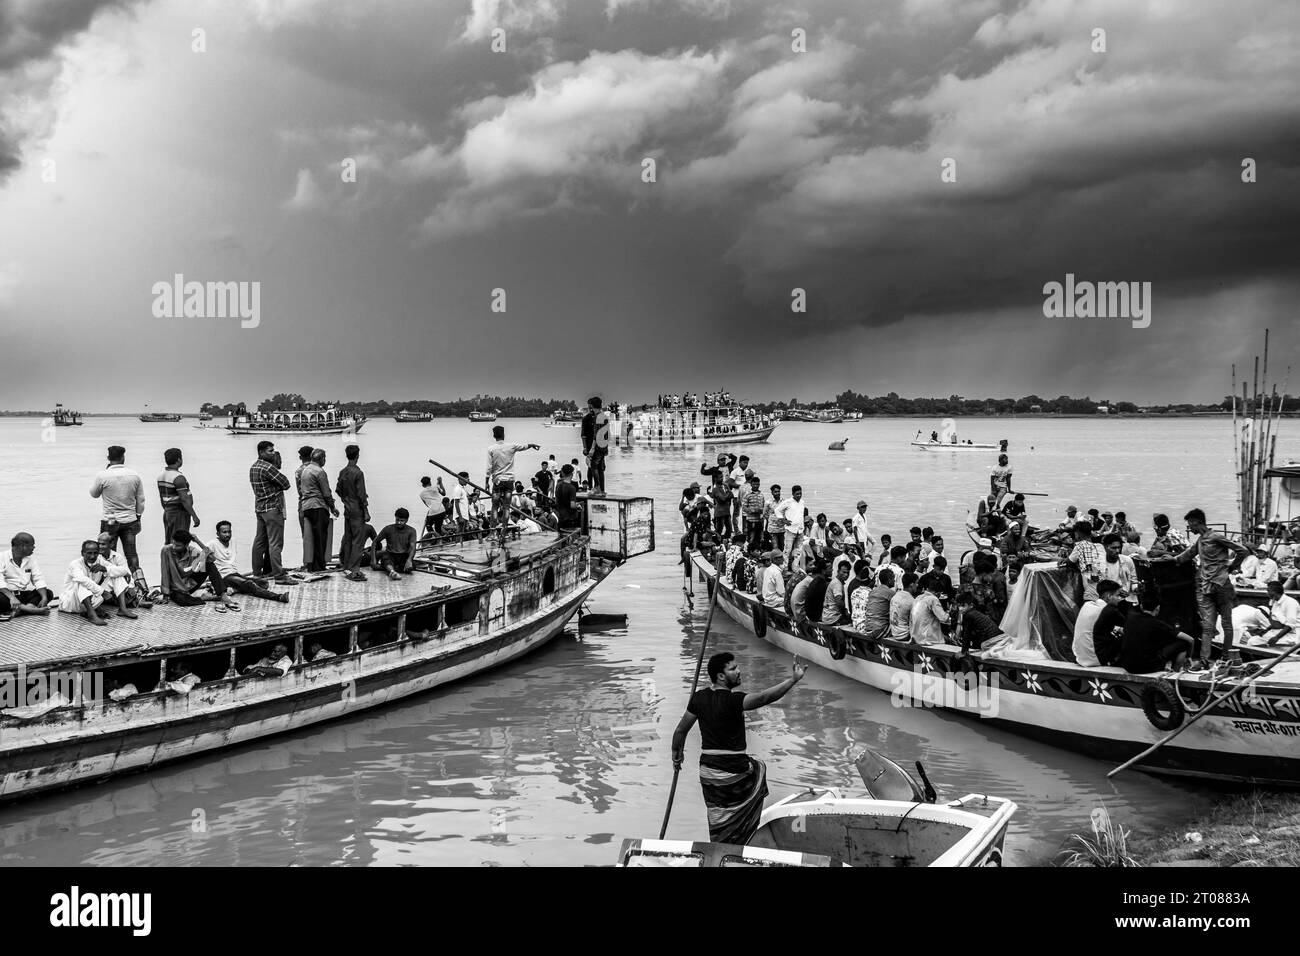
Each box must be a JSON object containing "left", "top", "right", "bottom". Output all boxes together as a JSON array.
[{"left": 157, "top": 447, "right": 200, "bottom": 547}]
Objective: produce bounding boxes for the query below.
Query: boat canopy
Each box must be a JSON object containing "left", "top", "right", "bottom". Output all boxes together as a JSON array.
[{"left": 1264, "top": 465, "right": 1300, "bottom": 479}]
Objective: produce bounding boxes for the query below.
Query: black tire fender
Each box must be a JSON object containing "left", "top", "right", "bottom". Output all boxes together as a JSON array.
[{"left": 1141, "top": 678, "right": 1185, "bottom": 731}]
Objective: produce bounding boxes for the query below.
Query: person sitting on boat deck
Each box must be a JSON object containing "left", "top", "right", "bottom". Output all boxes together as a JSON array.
[
  {"left": 88, "top": 531, "right": 138, "bottom": 619},
  {"left": 250, "top": 440, "right": 295, "bottom": 585},
  {"left": 810, "top": 512, "right": 830, "bottom": 550},
  {"left": 902, "top": 539, "right": 925, "bottom": 575},
  {"left": 671, "top": 651, "right": 807, "bottom": 845},
  {"left": 954, "top": 591, "right": 1002, "bottom": 654},
  {"left": 1062, "top": 521, "right": 1106, "bottom": 601},
  {"left": 1156, "top": 508, "right": 1250, "bottom": 670},
  {"left": 1071, "top": 583, "right": 1112, "bottom": 667},
  {"left": 882, "top": 544, "right": 908, "bottom": 592},
  {"left": 889, "top": 572, "right": 920, "bottom": 639},
  {"left": 157, "top": 447, "right": 201, "bottom": 548},
  {"left": 908, "top": 572, "right": 951, "bottom": 646},
  {"left": 844, "top": 557, "right": 872, "bottom": 607},
  {"left": 1263, "top": 580, "right": 1300, "bottom": 645},
  {"left": 1236, "top": 545, "right": 1280, "bottom": 588},
  {"left": 1120, "top": 530, "right": 1147, "bottom": 560},
  {"left": 1115, "top": 607, "right": 1195, "bottom": 674},
  {"left": 243, "top": 643, "right": 294, "bottom": 677},
  {"left": 512, "top": 501, "right": 545, "bottom": 535},
  {"left": 166, "top": 659, "right": 201, "bottom": 693},
  {"left": 1147, "top": 513, "right": 1188, "bottom": 558},
  {"left": 929, "top": 557, "right": 956, "bottom": 600},
  {"left": 1112, "top": 511, "right": 1137, "bottom": 540},
  {"left": 758, "top": 551, "right": 786, "bottom": 609},
  {"left": 1, "top": 532, "right": 54, "bottom": 618},
  {"left": 91, "top": 445, "right": 146, "bottom": 575},
  {"left": 1089, "top": 581, "right": 1130, "bottom": 667},
  {"left": 374, "top": 509, "right": 418, "bottom": 580},
  {"left": 790, "top": 559, "right": 828, "bottom": 626},
  {"left": 821, "top": 560, "right": 852, "bottom": 626},
  {"left": 1099, "top": 533, "right": 1139, "bottom": 604},
  {"left": 989, "top": 454, "right": 1013, "bottom": 509},
  {"left": 554, "top": 463, "right": 582, "bottom": 532},
  {"left": 1058, "top": 505, "right": 1080, "bottom": 531},
  {"left": 919, "top": 526, "right": 935, "bottom": 560},
  {"left": 206, "top": 521, "right": 290, "bottom": 603},
  {"left": 159, "top": 529, "right": 233, "bottom": 608},
  {"left": 486, "top": 426, "right": 541, "bottom": 539},
  {"left": 57, "top": 540, "right": 113, "bottom": 626},
  {"left": 309, "top": 642, "right": 336, "bottom": 661},
  {"left": 852, "top": 567, "right": 893, "bottom": 638}
]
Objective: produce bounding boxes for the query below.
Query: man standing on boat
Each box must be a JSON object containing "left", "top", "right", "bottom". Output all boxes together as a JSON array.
[
  {"left": 671, "top": 652, "right": 807, "bottom": 845},
  {"left": 157, "top": 448, "right": 201, "bottom": 547},
  {"left": 249, "top": 440, "right": 294, "bottom": 584},
  {"left": 336, "top": 444, "right": 370, "bottom": 582},
  {"left": 486, "top": 426, "right": 540, "bottom": 541},
  {"left": 90, "top": 445, "right": 145, "bottom": 576},
  {"left": 1158, "top": 508, "right": 1249, "bottom": 668},
  {"left": 580, "top": 396, "right": 609, "bottom": 495}
]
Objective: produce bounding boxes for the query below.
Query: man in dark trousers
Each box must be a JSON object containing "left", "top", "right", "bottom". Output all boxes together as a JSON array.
[
  {"left": 580, "top": 396, "right": 609, "bottom": 495},
  {"left": 671, "top": 652, "right": 806, "bottom": 845},
  {"left": 1157, "top": 507, "right": 1249, "bottom": 669},
  {"left": 336, "top": 444, "right": 371, "bottom": 582}
]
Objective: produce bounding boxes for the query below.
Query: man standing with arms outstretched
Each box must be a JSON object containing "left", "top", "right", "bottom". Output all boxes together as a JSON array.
[
  {"left": 1158, "top": 507, "right": 1249, "bottom": 670},
  {"left": 671, "top": 652, "right": 807, "bottom": 845},
  {"left": 486, "top": 426, "right": 539, "bottom": 542}
]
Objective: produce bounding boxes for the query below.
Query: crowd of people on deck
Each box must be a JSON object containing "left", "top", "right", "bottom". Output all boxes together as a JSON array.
[
  {"left": 658, "top": 391, "right": 732, "bottom": 409},
  {"left": 681, "top": 451, "right": 1300, "bottom": 677},
  {"left": 0, "top": 421, "right": 604, "bottom": 632}
]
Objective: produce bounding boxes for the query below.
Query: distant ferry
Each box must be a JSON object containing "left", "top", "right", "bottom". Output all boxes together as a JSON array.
[
  {"left": 545, "top": 410, "right": 581, "bottom": 428},
  {"left": 783, "top": 406, "right": 845, "bottom": 424},
  {"left": 620, "top": 400, "right": 777, "bottom": 447},
  {"left": 468, "top": 409, "right": 499, "bottom": 423},
  {"left": 394, "top": 410, "right": 434, "bottom": 423},
  {"left": 198, "top": 411, "right": 213, "bottom": 421},
  {"left": 227, "top": 406, "right": 366, "bottom": 435},
  {"left": 139, "top": 412, "right": 182, "bottom": 423},
  {"left": 52, "top": 404, "right": 83, "bottom": 427}
]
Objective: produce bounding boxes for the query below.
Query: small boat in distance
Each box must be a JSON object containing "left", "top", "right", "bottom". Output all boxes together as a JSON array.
[
  {"left": 911, "top": 439, "right": 999, "bottom": 450},
  {"left": 52, "top": 404, "right": 83, "bottom": 427},
  {"left": 139, "top": 412, "right": 182, "bottom": 423},
  {"left": 394, "top": 410, "right": 434, "bottom": 423},
  {"left": 784, "top": 405, "right": 845, "bottom": 423},
  {"left": 198, "top": 411, "right": 213, "bottom": 421},
  {"left": 545, "top": 409, "right": 582, "bottom": 427},
  {"left": 620, "top": 399, "right": 777, "bottom": 447},
  {"left": 227, "top": 405, "right": 366, "bottom": 435},
  {"left": 468, "top": 400, "right": 499, "bottom": 423}
]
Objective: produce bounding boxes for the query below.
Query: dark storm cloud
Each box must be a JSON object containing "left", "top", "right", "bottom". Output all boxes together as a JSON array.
[{"left": 0, "top": 0, "right": 141, "bottom": 176}]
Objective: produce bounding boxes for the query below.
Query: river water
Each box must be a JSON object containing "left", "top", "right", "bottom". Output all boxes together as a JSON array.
[{"left": 0, "top": 414, "right": 1294, "bottom": 866}]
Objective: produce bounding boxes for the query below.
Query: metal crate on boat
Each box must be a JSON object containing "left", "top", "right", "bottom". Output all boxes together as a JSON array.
[{"left": 581, "top": 495, "right": 655, "bottom": 563}]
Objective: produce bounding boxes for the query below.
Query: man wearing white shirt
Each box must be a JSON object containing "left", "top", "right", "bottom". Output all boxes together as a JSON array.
[
  {"left": 207, "top": 521, "right": 290, "bottom": 603},
  {"left": 1, "top": 532, "right": 54, "bottom": 617},
  {"left": 1264, "top": 581, "right": 1300, "bottom": 645},
  {"left": 92, "top": 531, "right": 137, "bottom": 618},
  {"left": 1072, "top": 596, "right": 1108, "bottom": 666},
  {"left": 776, "top": 486, "right": 808, "bottom": 570},
  {"left": 1237, "top": 546, "right": 1279, "bottom": 587},
  {"left": 759, "top": 551, "right": 786, "bottom": 609},
  {"left": 448, "top": 471, "right": 473, "bottom": 529},
  {"left": 89, "top": 445, "right": 146, "bottom": 574},
  {"left": 1099, "top": 534, "right": 1139, "bottom": 604},
  {"left": 851, "top": 500, "right": 875, "bottom": 557},
  {"left": 58, "top": 540, "right": 112, "bottom": 625}
]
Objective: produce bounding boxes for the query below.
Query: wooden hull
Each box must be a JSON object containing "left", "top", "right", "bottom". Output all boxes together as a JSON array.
[
  {"left": 691, "top": 555, "right": 1300, "bottom": 786},
  {"left": 627, "top": 424, "right": 777, "bottom": 447},
  {"left": 0, "top": 567, "right": 597, "bottom": 803},
  {"left": 139, "top": 415, "right": 182, "bottom": 423},
  {"left": 227, "top": 422, "right": 366, "bottom": 435}
]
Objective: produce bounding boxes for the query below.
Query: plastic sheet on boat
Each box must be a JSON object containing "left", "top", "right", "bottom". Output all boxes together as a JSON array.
[{"left": 989, "top": 561, "right": 1079, "bottom": 662}]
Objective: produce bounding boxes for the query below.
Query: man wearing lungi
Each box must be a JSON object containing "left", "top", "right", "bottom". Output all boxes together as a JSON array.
[{"left": 671, "top": 652, "right": 807, "bottom": 845}]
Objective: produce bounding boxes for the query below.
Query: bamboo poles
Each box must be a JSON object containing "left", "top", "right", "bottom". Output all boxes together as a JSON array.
[{"left": 1234, "top": 331, "right": 1290, "bottom": 547}]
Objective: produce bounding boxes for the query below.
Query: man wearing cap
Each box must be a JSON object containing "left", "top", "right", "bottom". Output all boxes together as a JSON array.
[
  {"left": 850, "top": 500, "right": 875, "bottom": 557},
  {"left": 739, "top": 475, "right": 766, "bottom": 552},
  {"left": 1057, "top": 505, "right": 1079, "bottom": 531},
  {"left": 730, "top": 455, "right": 750, "bottom": 530},
  {"left": 1148, "top": 513, "right": 1188, "bottom": 557}
]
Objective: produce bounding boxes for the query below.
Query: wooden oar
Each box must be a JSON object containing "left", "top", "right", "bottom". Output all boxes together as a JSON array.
[
  {"left": 426, "top": 458, "right": 562, "bottom": 534},
  {"left": 1017, "top": 491, "right": 1050, "bottom": 497},
  {"left": 659, "top": 561, "right": 721, "bottom": 839},
  {"left": 1108, "top": 640, "right": 1300, "bottom": 779}
]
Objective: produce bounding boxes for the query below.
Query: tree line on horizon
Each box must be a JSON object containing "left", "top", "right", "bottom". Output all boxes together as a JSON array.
[
  {"left": 756, "top": 390, "right": 1299, "bottom": 416},
  {"left": 198, "top": 394, "right": 580, "bottom": 418}
]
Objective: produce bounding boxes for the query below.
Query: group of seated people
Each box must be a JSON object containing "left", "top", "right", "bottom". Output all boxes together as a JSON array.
[
  {"left": 658, "top": 392, "right": 731, "bottom": 409},
  {"left": 420, "top": 464, "right": 585, "bottom": 540}
]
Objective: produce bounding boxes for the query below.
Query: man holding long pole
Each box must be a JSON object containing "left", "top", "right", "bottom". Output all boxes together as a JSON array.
[
  {"left": 669, "top": 652, "right": 806, "bottom": 845},
  {"left": 485, "top": 426, "right": 540, "bottom": 544}
]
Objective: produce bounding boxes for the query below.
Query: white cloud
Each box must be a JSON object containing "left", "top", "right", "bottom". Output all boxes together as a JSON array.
[
  {"left": 282, "top": 167, "right": 323, "bottom": 210},
  {"left": 460, "top": 0, "right": 565, "bottom": 43}
]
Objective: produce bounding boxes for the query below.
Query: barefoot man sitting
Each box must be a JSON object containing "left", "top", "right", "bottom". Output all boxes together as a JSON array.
[{"left": 1, "top": 532, "right": 55, "bottom": 618}]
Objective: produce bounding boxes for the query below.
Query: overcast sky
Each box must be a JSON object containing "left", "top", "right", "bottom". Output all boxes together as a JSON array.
[{"left": 1, "top": 0, "right": 1297, "bottom": 411}]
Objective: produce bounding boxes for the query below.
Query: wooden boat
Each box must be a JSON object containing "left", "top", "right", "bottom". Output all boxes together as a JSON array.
[
  {"left": 139, "top": 412, "right": 182, "bottom": 423},
  {"left": 227, "top": 406, "right": 366, "bottom": 435},
  {"left": 691, "top": 553, "right": 1300, "bottom": 786},
  {"left": 0, "top": 496, "right": 654, "bottom": 804},
  {"left": 911, "top": 440, "right": 998, "bottom": 450},
  {"left": 784, "top": 406, "right": 844, "bottom": 424},
  {"left": 394, "top": 410, "right": 433, "bottom": 423},
  {"left": 618, "top": 751, "right": 1015, "bottom": 868},
  {"left": 544, "top": 410, "right": 581, "bottom": 428},
  {"left": 198, "top": 411, "right": 213, "bottom": 421},
  {"left": 52, "top": 404, "right": 82, "bottom": 427},
  {"left": 621, "top": 402, "right": 777, "bottom": 447}
]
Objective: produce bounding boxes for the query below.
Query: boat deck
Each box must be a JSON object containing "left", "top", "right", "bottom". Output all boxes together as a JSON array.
[{"left": 0, "top": 565, "right": 479, "bottom": 671}]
